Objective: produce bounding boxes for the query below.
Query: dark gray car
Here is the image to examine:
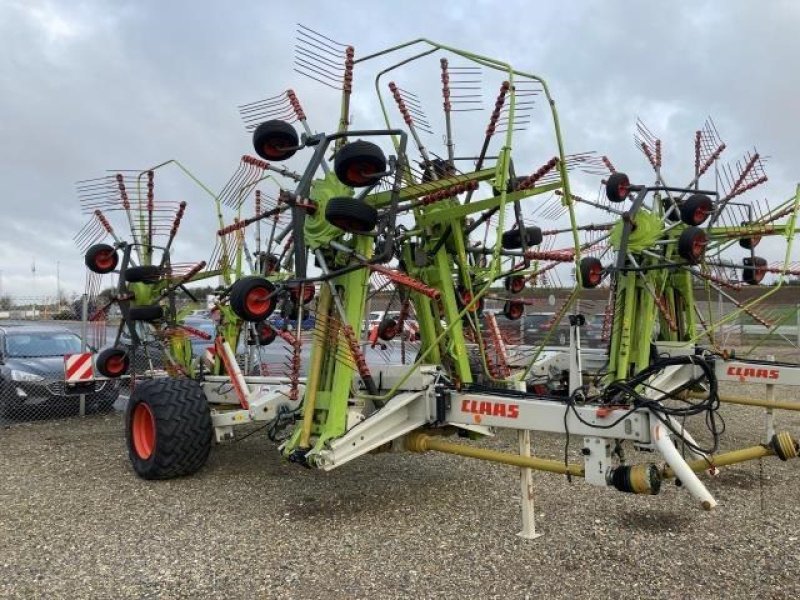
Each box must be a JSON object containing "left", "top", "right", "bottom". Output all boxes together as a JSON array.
[{"left": 0, "top": 324, "right": 119, "bottom": 419}]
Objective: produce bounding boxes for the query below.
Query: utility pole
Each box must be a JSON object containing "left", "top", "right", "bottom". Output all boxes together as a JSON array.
[{"left": 57, "top": 261, "right": 62, "bottom": 310}]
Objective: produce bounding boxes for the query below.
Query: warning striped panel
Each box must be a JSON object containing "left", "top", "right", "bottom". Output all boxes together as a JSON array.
[{"left": 64, "top": 352, "right": 94, "bottom": 383}]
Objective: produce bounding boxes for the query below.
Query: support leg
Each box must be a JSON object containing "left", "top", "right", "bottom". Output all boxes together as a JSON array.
[{"left": 517, "top": 429, "right": 542, "bottom": 540}]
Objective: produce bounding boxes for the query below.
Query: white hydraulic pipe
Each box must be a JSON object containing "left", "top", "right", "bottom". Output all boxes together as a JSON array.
[{"left": 651, "top": 421, "right": 717, "bottom": 510}]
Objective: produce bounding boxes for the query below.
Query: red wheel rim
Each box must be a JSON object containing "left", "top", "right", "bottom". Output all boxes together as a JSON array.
[
  {"left": 589, "top": 263, "right": 602, "bottom": 286},
  {"left": 692, "top": 233, "right": 707, "bottom": 259},
  {"left": 94, "top": 250, "right": 115, "bottom": 270},
  {"left": 618, "top": 183, "right": 629, "bottom": 199},
  {"left": 693, "top": 207, "right": 709, "bottom": 225},
  {"left": 510, "top": 277, "right": 525, "bottom": 293},
  {"left": 262, "top": 136, "right": 290, "bottom": 159},
  {"left": 508, "top": 303, "right": 523, "bottom": 320},
  {"left": 132, "top": 403, "right": 156, "bottom": 460},
  {"left": 244, "top": 286, "right": 273, "bottom": 318},
  {"left": 290, "top": 285, "right": 315, "bottom": 304},
  {"left": 104, "top": 353, "right": 126, "bottom": 376},
  {"left": 260, "top": 325, "right": 276, "bottom": 343}
]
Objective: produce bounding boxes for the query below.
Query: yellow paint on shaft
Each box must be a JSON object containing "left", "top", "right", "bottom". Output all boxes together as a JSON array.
[
  {"left": 695, "top": 392, "right": 800, "bottom": 412},
  {"left": 406, "top": 432, "right": 585, "bottom": 477},
  {"left": 299, "top": 285, "right": 332, "bottom": 448},
  {"left": 661, "top": 444, "right": 774, "bottom": 479}
]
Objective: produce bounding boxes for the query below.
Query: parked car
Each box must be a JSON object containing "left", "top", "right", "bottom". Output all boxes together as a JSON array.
[{"left": 0, "top": 324, "right": 120, "bottom": 419}]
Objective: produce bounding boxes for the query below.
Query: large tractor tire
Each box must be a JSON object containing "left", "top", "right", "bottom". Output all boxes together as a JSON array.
[{"left": 125, "top": 378, "right": 213, "bottom": 480}]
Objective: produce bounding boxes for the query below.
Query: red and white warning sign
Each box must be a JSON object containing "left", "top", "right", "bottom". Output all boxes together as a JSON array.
[{"left": 64, "top": 352, "right": 95, "bottom": 384}]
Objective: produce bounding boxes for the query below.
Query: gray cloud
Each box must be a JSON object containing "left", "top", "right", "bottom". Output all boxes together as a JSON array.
[{"left": 1, "top": 0, "right": 798, "bottom": 298}]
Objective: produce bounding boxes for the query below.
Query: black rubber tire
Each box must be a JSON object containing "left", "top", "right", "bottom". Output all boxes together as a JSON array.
[
  {"left": 743, "top": 256, "right": 767, "bottom": 285},
  {"left": 96, "top": 347, "right": 130, "bottom": 378},
  {"left": 680, "top": 194, "right": 713, "bottom": 226},
  {"left": 579, "top": 256, "right": 604, "bottom": 288},
  {"left": 421, "top": 158, "right": 453, "bottom": 183},
  {"left": 501, "top": 226, "right": 543, "bottom": 249},
  {"left": 258, "top": 253, "right": 280, "bottom": 275},
  {"left": 739, "top": 221, "right": 762, "bottom": 250},
  {"left": 377, "top": 318, "right": 399, "bottom": 341},
  {"left": 504, "top": 275, "right": 526, "bottom": 294},
  {"left": 129, "top": 304, "right": 164, "bottom": 322},
  {"left": 325, "top": 197, "right": 378, "bottom": 233},
  {"left": 502, "top": 300, "right": 524, "bottom": 321},
  {"left": 289, "top": 284, "right": 315, "bottom": 304},
  {"left": 85, "top": 243, "right": 118, "bottom": 274},
  {"left": 252, "top": 120, "right": 299, "bottom": 161},
  {"left": 124, "top": 265, "right": 161, "bottom": 284},
  {"left": 125, "top": 378, "right": 213, "bottom": 480},
  {"left": 257, "top": 322, "right": 277, "bottom": 345},
  {"left": 229, "top": 276, "right": 277, "bottom": 322},
  {"left": 334, "top": 140, "right": 387, "bottom": 187},
  {"left": 677, "top": 227, "right": 707, "bottom": 265},
  {"left": 606, "top": 172, "right": 630, "bottom": 203},
  {"left": 456, "top": 286, "right": 484, "bottom": 314}
]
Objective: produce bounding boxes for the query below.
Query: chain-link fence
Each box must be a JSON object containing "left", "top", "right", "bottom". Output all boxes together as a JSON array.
[{"left": 2, "top": 293, "right": 799, "bottom": 428}]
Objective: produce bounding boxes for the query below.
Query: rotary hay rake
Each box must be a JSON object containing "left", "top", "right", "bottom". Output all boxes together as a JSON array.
[{"left": 75, "top": 28, "right": 800, "bottom": 533}]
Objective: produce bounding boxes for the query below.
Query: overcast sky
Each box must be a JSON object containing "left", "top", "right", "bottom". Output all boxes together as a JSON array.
[{"left": 1, "top": 0, "right": 799, "bottom": 299}]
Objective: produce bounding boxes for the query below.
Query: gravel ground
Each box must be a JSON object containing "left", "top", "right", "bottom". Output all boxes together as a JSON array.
[{"left": 1, "top": 380, "right": 800, "bottom": 599}]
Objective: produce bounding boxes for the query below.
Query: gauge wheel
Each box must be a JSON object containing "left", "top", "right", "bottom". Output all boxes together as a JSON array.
[
  {"left": 742, "top": 256, "right": 767, "bottom": 285},
  {"left": 325, "top": 197, "right": 378, "bottom": 234},
  {"left": 502, "top": 300, "right": 525, "bottom": 321},
  {"left": 680, "top": 194, "right": 713, "bottom": 226},
  {"left": 85, "top": 244, "right": 118, "bottom": 274},
  {"left": 579, "top": 257, "right": 604, "bottom": 288},
  {"left": 677, "top": 226, "right": 707, "bottom": 265},
  {"left": 252, "top": 119, "right": 299, "bottom": 161},
  {"left": 606, "top": 172, "right": 630, "bottom": 203},
  {"left": 501, "top": 226, "right": 543, "bottom": 249},
  {"left": 128, "top": 305, "right": 164, "bottom": 322},
  {"left": 124, "top": 265, "right": 161, "bottom": 284},
  {"left": 504, "top": 275, "right": 526, "bottom": 294},
  {"left": 334, "top": 140, "right": 387, "bottom": 187},
  {"left": 230, "top": 276, "right": 277, "bottom": 322},
  {"left": 96, "top": 347, "right": 130, "bottom": 378}
]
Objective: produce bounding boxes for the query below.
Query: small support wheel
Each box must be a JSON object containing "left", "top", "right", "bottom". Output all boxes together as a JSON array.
[
  {"left": 579, "top": 257, "right": 604, "bottom": 288},
  {"left": 252, "top": 120, "right": 299, "bottom": 161},
  {"left": 742, "top": 256, "right": 767, "bottom": 285},
  {"left": 680, "top": 194, "right": 713, "bottom": 226},
  {"left": 502, "top": 300, "right": 524, "bottom": 321},
  {"left": 677, "top": 227, "right": 707, "bottom": 265},
  {"left": 457, "top": 286, "right": 484, "bottom": 313},
  {"left": 739, "top": 221, "right": 762, "bottom": 250},
  {"left": 125, "top": 378, "right": 213, "bottom": 480},
  {"left": 334, "top": 140, "right": 387, "bottom": 187},
  {"left": 85, "top": 244, "right": 118, "bottom": 274},
  {"left": 128, "top": 304, "right": 164, "bottom": 322},
  {"left": 230, "top": 276, "right": 277, "bottom": 322},
  {"left": 289, "top": 284, "right": 315, "bottom": 304},
  {"left": 325, "top": 197, "right": 378, "bottom": 234},
  {"left": 504, "top": 275, "right": 526, "bottom": 294},
  {"left": 257, "top": 322, "right": 277, "bottom": 346},
  {"left": 124, "top": 265, "right": 161, "bottom": 283},
  {"left": 377, "top": 318, "right": 399, "bottom": 341},
  {"left": 96, "top": 347, "right": 130, "bottom": 378},
  {"left": 605, "top": 172, "right": 631, "bottom": 203},
  {"left": 501, "top": 226, "right": 543, "bottom": 249}
]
